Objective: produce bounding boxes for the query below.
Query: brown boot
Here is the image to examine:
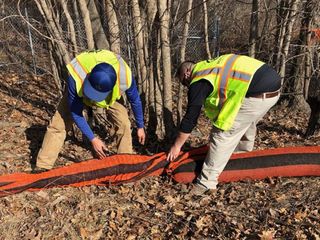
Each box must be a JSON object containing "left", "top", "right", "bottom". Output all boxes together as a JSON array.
[
  {"left": 31, "top": 166, "right": 49, "bottom": 174},
  {"left": 188, "top": 183, "right": 217, "bottom": 196}
]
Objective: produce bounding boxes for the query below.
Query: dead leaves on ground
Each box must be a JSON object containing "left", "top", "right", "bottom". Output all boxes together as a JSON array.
[
  {"left": 1, "top": 177, "right": 318, "bottom": 239},
  {"left": 0, "top": 72, "right": 320, "bottom": 239}
]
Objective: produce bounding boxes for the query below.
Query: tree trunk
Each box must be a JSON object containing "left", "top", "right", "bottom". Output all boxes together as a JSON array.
[
  {"left": 155, "top": 31, "right": 164, "bottom": 139},
  {"left": 202, "top": 0, "right": 211, "bottom": 59},
  {"left": 258, "top": 0, "right": 273, "bottom": 54},
  {"left": 157, "top": 0, "right": 174, "bottom": 137},
  {"left": 177, "top": 0, "right": 193, "bottom": 124},
  {"left": 274, "top": 0, "right": 289, "bottom": 71},
  {"left": 58, "top": 0, "right": 78, "bottom": 53},
  {"left": 277, "top": 0, "right": 305, "bottom": 111},
  {"left": 303, "top": 1, "right": 316, "bottom": 99},
  {"left": 78, "top": 0, "right": 95, "bottom": 49},
  {"left": 33, "top": 0, "right": 70, "bottom": 64},
  {"left": 105, "top": 0, "right": 120, "bottom": 53},
  {"left": 72, "top": 1, "right": 84, "bottom": 49},
  {"left": 171, "top": 0, "right": 181, "bottom": 30},
  {"left": 305, "top": 43, "right": 320, "bottom": 137},
  {"left": 249, "top": 0, "right": 259, "bottom": 57},
  {"left": 145, "top": 0, "right": 158, "bottom": 138},
  {"left": 131, "top": 0, "right": 148, "bottom": 95},
  {"left": 87, "top": 0, "right": 110, "bottom": 49},
  {"left": 279, "top": 0, "right": 299, "bottom": 80},
  {"left": 48, "top": 40, "right": 62, "bottom": 92},
  {"left": 146, "top": 0, "right": 158, "bottom": 28}
]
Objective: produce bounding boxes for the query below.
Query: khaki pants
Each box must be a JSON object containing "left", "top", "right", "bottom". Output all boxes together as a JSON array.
[
  {"left": 197, "top": 95, "right": 280, "bottom": 189},
  {"left": 36, "top": 93, "right": 132, "bottom": 169}
]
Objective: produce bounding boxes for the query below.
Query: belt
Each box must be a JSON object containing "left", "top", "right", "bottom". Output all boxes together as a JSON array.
[{"left": 248, "top": 90, "right": 281, "bottom": 99}]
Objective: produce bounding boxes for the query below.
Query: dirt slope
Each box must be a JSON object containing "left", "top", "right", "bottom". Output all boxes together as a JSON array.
[{"left": 0, "top": 71, "right": 319, "bottom": 239}]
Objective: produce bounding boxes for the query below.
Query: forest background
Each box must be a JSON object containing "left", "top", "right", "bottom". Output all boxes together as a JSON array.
[
  {"left": 1, "top": 0, "right": 319, "bottom": 139},
  {"left": 0, "top": 0, "right": 319, "bottom": 239}
]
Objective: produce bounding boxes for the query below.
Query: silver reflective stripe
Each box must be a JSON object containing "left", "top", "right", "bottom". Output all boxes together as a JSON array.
[
  {"left": 218, "top": 54, "right": 239, "bottom": 110},
  {"left": 230, "top": 70, "right": 251, "bottom": 81},
  {"left": 70, "top": 58, "right": 87, "bottom": 82},
  {"left": 192, "top": 67, "right": 220, "bottom": 78},
  {"left": 117, "top": 55, "right": 128, "bottom": 92}
]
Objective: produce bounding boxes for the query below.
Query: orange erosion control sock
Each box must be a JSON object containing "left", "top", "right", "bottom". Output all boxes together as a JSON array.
[{"left": 0, "top": 145, "right": 320, "bottom": 197}]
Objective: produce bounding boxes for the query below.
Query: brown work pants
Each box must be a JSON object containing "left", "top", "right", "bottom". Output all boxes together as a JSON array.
[{"left": 36, "top": 93, "right": 132, "bottom": 169}]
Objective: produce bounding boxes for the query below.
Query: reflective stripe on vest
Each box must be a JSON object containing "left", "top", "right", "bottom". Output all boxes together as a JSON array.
[
  {"left": 193, "top": 67, "right": 252, "bottom": 83},
  {"left": 66, "top": 50, "right": 132, "bottom": 108},
  {"left": 67, "top": 54, "right": 130, "bottom": 96},
  {"left": 192, "top": 54, "right": 253, "bottom": 113},
  {"left": 191, "top": 54, "right": 265, "bottom": 130},
  {"left": 116, "top": 54, "right": 129, "bottom": 94},
  {"left": 217, "top": 54, "right": 239, "bottom": 110},
  {"left": 192, "top": 67, "right": 221, "bottom": 78},
  {"left": 68, "top": 57, "right": 88, "bottom": 85}
]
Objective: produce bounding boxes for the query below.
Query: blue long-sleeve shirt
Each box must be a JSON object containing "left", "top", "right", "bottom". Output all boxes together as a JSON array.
[{"left": 67, "top": 75, "right": 144, "bottom": 141}]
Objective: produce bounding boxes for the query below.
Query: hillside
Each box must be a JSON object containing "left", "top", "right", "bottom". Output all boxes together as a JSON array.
[{"left": 0, "top": 71, "right": 319, "bottom": 239}]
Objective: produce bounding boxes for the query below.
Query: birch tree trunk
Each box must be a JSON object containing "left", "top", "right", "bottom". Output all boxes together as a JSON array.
[
  {"left": 146, "top": 0, "right": 158, "bottom": 28},
  {"left": 177, "top": 0, "right": 193, "bottom": 124},
  {"left": 78, "top": 0, "right": 95, "bottom": 49},
  {"left": 105, "top": 0, "right": 120, "bottom": 53},
  {"left": 279, "top": 0, "right": 299, "bottom": 80},
  {"left": 202, "top": 0, "right": 211, "bottom": 59},
  {"left": 157, "top": 0, "right": 174, "bottom": 137},
  {"left": 131, "top": 0, "right": 148, "bottom": 94}
]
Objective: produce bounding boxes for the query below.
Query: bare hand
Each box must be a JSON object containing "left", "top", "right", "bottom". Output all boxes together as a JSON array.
[
  {"left": 137, "top": 128, "right": 146, "bottom": 145},
  {"left": 91, "top": 137, "right": 108, "bottom": 159},
  {"left": 167, "top": 145, "right": 181, "bottom": 162}
]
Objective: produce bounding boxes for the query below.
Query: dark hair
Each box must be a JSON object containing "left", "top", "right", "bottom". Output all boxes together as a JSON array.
[{"left": 175, "top": 61, "right": 195, "bottom": 77}]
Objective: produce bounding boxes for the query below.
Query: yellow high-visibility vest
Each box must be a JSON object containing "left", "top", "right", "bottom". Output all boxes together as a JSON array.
[
  {"left": 191, "top": 54, "right": 265, "bottom": 130},
  {"left": 66, "top": 50, "right": 132, "bottom": 108}
]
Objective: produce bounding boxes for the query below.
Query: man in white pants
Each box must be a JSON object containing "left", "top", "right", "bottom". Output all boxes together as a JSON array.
[{"left": 167, "top": 54, "right": 281, "bottom": 195}]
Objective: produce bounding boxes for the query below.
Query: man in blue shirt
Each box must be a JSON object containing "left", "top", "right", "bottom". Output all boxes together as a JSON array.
[{"left": 33, "top": 50, "right": 145, "bottom": 172}]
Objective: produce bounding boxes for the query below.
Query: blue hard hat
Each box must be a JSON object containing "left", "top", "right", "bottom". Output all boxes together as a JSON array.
[{"left": 83, "top": 63, "right": 117, "bottom": 102}]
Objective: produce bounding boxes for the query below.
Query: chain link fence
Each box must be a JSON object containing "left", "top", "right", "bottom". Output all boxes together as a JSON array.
[
  {"left": 184, "top": 15, "right": 220, "bottom": 62},
  {"left": 0, "top": 1, "right": 220, "bottom": 79},
  {"left": 1, "top": 2, "right": 48, "bottom": 75}
]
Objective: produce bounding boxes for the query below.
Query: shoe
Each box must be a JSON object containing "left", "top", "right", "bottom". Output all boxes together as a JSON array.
[
  {"left": 31, "top": 167, "right": 49, "bottom": 174},
  {"left": 188, "top": 183, "right": 216, "bottom": 196}
]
